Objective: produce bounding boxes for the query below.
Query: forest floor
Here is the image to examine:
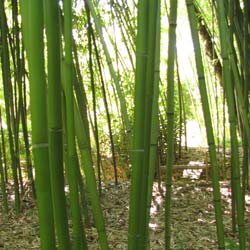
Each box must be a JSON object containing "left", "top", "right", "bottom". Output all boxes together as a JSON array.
[{"left": 1, "top": 147, "right": 250, "bottom": 249}]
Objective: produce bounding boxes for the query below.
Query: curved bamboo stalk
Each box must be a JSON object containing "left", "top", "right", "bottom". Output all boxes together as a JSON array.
[
  {"left": 71, "top": 39, "right": 109, "bottom": 248},
  {"left": 61, "top": 54, "right": 109, "bottom": 249},
  {"left": 72, "top": 41, "right": 91, "bottom": 147},
  {"left": 73, "top": 99, "right": 109, "bottom": 250}
]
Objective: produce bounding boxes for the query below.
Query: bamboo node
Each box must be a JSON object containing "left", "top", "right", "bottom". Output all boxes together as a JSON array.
[
  {"left": 32, "top": 143, "right": 49, "bottom": 149},
  {"left": 131, "top": 148, "right": 144, "bottom": 152}
]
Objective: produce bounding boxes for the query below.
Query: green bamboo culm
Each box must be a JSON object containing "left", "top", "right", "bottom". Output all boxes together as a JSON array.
[
  {"left": 0, "top": 108, "right": 8, "bottom": 184},
  {"left": 186, "top": 1, "right": 225, "bottom": 249},
  {"left": 43, "top": 0, "right": 71, "bottom": 249},
  {"left": 62, "top": 0, "right": 88, "bottom": 249},
  {"left": 73, "top": 99, "right": 109, "bottom": 250},
  {"left": 84, "top": 0, "right": 132, "bottom": 148},
  {"left": 242, "top": 0, "right": 250, "bottom": 194},
  {"left": 128, "top": 0, "right": 148, "bottom": 249},
  {"left": 85, "top": 3, "right": 103, "bottom": 190},
  {"left": 91, "top": 32, "right": 119, "bottom": 184},
  {"left": 12, "top": 0, "right": 25, "bottom": 199},
  {"left": 0, "top": 110, "right": 8, "bottom": 213},
  {"left": 222, "top": 3, "right": 250, "bottom": 141},
  {"left": 61, "top": 40, "right": 109, "bottom": 249},
  {"left": 61, "top": 64, "right": 109, "bottom": 249},
  {"left": 146, "top": 2, "right": 161, "bottom": 248},
  {"left": 228, "top": 0, "right": 237, "bottom": 233},
  {"left": 138, "top": 1, "right": 159, "bottom": 249},
  {"left": 0, "top": 0, "right": 20, "bottom": 214},
  {"left": 215, "top": 1, "right": 246, "bottom": 248},
  {"left": 61, "top": 47, "right": 109, "bottom": 249},
  {"left": 72, "top": 42, "right": 91, "bottom": 149},
  {"left": 19, "top": 0, "right": 56, "bottom": 249},
  {"left": 165, "top": 0, "right": 178, "bottom": 249}
]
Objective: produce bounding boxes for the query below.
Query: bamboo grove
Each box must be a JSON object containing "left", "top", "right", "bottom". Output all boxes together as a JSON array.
[{"left": 0, "top": 0, "right": 249, "bottom": 249}]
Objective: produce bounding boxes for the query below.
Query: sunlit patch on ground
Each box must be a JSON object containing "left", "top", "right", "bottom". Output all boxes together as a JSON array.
[
  {"left": 182, "top": 169, "right": 203, "bottom": 179},
  {"left": 149, "top": 223, "right": 157, "bottom": 231},
  {"left": 245, "top": 194, "right": 250, "bottom": 205},
  {"left": 150, "top": 182, "right": 164, "bottom": 216},
  {"left": 180, "top": 160, "right": 208, "bottom": 179}
]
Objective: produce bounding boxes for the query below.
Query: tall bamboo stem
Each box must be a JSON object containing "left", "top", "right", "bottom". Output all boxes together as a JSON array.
[{"left": 19, "top": 1, "right": 56, "bottom": 248}]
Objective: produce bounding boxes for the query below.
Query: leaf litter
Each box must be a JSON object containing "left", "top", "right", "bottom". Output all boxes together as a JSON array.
[{"left": 1, "top": 149, "right": 250, "bottom": 249}]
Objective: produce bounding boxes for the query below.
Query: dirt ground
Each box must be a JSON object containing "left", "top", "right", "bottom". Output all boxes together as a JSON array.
[{"left": 1, "top": 148, "right": 250, "bottom": 249}]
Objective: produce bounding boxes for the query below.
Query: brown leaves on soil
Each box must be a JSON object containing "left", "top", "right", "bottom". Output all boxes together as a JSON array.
[{"left": 1, "top": 174, "right": 250, "bottom": 249}]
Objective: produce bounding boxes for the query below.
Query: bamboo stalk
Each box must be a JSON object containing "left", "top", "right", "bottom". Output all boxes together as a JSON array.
[
  {"left": 43, "top": 0, "right": 71, "bottom": 248},
  {"left": 216, "top": 1, "right": 246, "bottom": 248},
  {"left": 186, "top": 1, "right": 225, "bottom": 249},
  {"left": 128, "top": 1, "right": 148, "bottom": 249},
  {"left": 0, "top": 0, "right": 20, "bottom": 214},
  {"left": 62, "top": 0, "right": 88, "bottom": 249},
  {"left": 84, "top": 0, "right": 131, "bottom": 146},
  {"left": 19, "top": 0, "right": 56, "bottom": 248},
  {"left": 165, "top": 1, "right": 178, "bottom": 249}
]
